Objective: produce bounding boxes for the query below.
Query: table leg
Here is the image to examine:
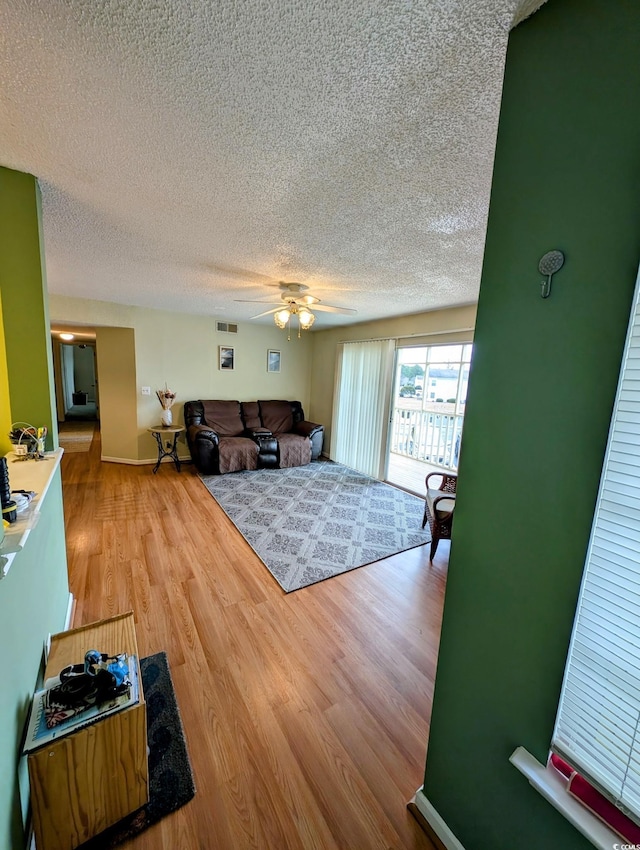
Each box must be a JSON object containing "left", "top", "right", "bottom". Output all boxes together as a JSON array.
[
  {"left": 151, "top": 431, "right": 164, "bottom": 474},
  {"left": 169, "top": 432, "right": 181, "bottom": 472},
  {"left": 151, "top": 431, "right": 182, "bottom": 473}
]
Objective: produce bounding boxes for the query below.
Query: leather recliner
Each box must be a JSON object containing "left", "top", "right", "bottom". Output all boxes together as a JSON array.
[{"left": 184, "top": 399, "right": 323, "bottom": 475}]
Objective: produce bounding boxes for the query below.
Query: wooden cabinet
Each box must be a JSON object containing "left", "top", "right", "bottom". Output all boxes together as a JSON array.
[{"left": 28, "top": 612, "right": 149, "bottom": 850}]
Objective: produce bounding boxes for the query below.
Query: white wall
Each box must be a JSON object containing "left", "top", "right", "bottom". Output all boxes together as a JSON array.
[
  {"left": 49, "top": 295, "right": 314, "bottom": 462},
  {"left": 49, "top": 296, "right": 475, "bottom": 464}
]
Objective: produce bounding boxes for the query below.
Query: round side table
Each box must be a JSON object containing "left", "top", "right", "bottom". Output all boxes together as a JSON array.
[{"left": 148, "top": 425, "right": 185, "bottom": 473}]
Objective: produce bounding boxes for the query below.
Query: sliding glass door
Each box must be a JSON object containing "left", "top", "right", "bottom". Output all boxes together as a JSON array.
[{"left": 386, "top": 343, "right": 472, "bottom": 493}]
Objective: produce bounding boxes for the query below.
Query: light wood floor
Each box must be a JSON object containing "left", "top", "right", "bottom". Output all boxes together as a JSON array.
[{"left": 61, "top": 435, "right": 447, "bottom": 850}]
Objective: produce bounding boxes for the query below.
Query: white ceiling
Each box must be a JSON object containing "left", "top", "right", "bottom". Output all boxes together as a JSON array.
[{"left": 0, "top": 0, "right": 545, "bottom": 329}]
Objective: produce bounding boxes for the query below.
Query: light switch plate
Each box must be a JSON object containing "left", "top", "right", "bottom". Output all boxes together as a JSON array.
[{"left": 141, "top": 386, "right": 151, "bottom": 396}]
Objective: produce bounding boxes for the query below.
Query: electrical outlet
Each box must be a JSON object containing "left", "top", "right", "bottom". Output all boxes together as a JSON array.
[{"left": 141, "top": 386, "right": 151, "bottom": 396}]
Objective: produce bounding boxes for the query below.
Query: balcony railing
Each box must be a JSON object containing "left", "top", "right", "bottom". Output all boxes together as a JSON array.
[{"left": 390, "top": 404, "right": 463, "bottom": 471}]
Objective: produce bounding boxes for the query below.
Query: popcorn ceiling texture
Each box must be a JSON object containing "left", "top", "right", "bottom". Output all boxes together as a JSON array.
[{"left": 0, "top": 0, "right": 545, "bottom": 326}]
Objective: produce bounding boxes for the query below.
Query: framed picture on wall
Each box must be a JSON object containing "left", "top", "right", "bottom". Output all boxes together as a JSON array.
[
  {"left": 219, "top": 346, "right": 235, "bottom": 371},
  {"left": 267, "top": 350, "right": 281, "bottom": 373}
]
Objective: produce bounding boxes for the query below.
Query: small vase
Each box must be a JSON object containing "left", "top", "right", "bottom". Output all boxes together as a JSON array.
[{"left": 161, "top": 408, "right": 173, "bottom": 427}]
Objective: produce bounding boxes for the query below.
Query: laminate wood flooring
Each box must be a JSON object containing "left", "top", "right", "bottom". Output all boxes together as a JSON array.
[{"left": 61, "top": 435, "right": 447, "bottom": 850}]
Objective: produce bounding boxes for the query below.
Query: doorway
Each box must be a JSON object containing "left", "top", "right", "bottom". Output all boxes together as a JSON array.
[{"left": 55, "top": 341, "right": 99, "bottom": 422}]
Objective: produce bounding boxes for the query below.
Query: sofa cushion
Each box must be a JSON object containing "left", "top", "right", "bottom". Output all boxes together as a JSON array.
[
  {"left": 241, "top": 401, "right": 262, "bottom": 431},
  {"left": 203, "top": 400, "right": 244, "bottom": 436},
  {"left": 218, "top": 437, "right": 259, "bottom": 474},
  {"left": 260, "top": 400, "right": 293, "bottom": 434},
  {"left": 276, "top": 433, "right": 312, "bottom": 468}
]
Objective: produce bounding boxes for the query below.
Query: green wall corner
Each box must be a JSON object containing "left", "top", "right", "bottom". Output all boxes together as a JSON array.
[
  {"left": 422, "top": 1, "right": 640, "bottom": 848},
  {"left": 0, "top": 292, "right": 12, "bottom": 456},
  {"left": 0, "top": 168, "right": 57, "bottom": 450},
  {"left": 0, "top": 165, "right": 69, "bottom": 848}
]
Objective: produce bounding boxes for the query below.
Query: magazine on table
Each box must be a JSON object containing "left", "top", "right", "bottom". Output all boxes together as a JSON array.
[{"left": 23, "top": 654, "right": 139, "bottom": 753}]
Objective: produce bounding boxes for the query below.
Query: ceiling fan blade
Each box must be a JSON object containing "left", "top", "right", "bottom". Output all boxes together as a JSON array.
[
  {"left": 311, "top": 304, "right": 358, "bottom": 315},
  {"left": 234, "top": 299, "right": 281, "bottom": 304},
  {"left": 250, "top": 307, "right": 282, "bottom": 319}
]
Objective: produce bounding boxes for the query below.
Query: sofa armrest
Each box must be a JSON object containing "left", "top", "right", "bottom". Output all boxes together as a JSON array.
[
  {"left": 294, "top": 420, "right": 324, "bottom": 460},
  {"left": 245, "top": 428, "right": 278, "bottom": 468},
  {"left": 188, "top": 423, "right": 219, "bottom": 447},
  {"left": 295, "top": 420, "right": 323, "bottom": 439}
]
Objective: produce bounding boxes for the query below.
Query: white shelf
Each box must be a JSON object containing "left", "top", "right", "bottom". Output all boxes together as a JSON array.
[{"left": 1, "top": 449, "right": 64, "bottom": 579}]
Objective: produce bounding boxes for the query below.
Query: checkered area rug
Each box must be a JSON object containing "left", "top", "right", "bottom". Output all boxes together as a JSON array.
[{"left": 199, "top": 460, "right": 431, "bottom": 592}]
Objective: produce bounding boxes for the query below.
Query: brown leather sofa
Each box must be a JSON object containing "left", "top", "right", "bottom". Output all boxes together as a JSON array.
[{"left": 184, "top": 399, "right": 323, "bottom": 475}]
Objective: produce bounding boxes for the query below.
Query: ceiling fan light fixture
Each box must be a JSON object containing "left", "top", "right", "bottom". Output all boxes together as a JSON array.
[
  {"left": 274, "top": 308, "right": 291, "bottom": 329},
  {"left": 240, "top": 282, "right": 354, "bottom": 336},
  {"left": 298, "top": 308, "right": 315, "bottom": 329}
]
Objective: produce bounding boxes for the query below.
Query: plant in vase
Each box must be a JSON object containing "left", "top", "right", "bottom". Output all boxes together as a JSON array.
[{"left": 156, "top": 385, "right": 176, "bottom": 427}]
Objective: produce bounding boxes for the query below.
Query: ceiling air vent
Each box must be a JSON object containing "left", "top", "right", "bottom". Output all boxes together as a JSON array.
[{"left": 216, "top": 321, "right": 238, "bottom": 334}]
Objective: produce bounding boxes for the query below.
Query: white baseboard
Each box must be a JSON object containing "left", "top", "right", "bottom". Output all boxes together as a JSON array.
[
  {"left": 101, "top": 455, "right": 191, "bottom": 465},
  {"left": 44, "top": 593, "right": 75, "bottom": 665},
  {"left": 64, "top": 592, "right": 75, "bottom": 629},
  {"left": 411, "top": 787, "right": 467, "bottom": 850}
]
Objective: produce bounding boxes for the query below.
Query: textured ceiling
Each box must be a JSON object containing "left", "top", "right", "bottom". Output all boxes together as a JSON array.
[{"left": 0, "top": 0, "right": 545, "bottom": 328}]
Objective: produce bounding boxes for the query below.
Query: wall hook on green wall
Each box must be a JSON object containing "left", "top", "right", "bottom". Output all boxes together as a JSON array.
[{"left": 538, "top": 250, "right": 565, "bottom": 298}]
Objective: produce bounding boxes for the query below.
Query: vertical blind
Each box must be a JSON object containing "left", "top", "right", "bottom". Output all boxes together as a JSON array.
[
  {"left": 332, "top": 339, "right": 394, "bottom": 478},
  {"left": 553, "top": 270, "right": 640, "bottom": 819}
]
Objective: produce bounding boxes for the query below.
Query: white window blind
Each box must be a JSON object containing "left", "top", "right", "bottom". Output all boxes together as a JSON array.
[
  {"left": 332, "top": 339, "right": 394, "bottom": 478},
  {"left": 553, "top": 268, "right": 640, "bottom": 819}
]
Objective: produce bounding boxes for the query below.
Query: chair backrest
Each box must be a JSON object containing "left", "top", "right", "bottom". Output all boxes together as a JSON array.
[
  {"left": 184, "top": 400, "right": 204, "bottom": 428},
  {"left": 241, "top": 401, "right": 261, "bottom": 430},
  {"left": 440, "top": 474, "right": 457, "bottom": 493},
  {"left": 201, "top": 400, "right": 244, "bottom": 436},
  {"left": 258, "top": 400, "right": 301, "bottom": 433},
  {"left": 425, "top": 472, "right": 458, "bottom": 494},
  {"left": 184, "top": 399, "right": 306, "bottom": 436}
]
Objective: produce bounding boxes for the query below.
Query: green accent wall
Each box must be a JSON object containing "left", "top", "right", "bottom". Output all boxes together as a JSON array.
[
  {"left": 0, "top": 166, "right": 70, "bottom": 848},
  {"left": 423, "top": 2, "right": 640, "bottom": 848},
  {"left": 0, "top": 168, "right": 58, "bottom": 451}
]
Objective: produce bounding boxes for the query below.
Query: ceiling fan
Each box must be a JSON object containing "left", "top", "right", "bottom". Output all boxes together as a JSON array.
[{"left": 235, "top": 283, "right": 357, "bottom": 339}]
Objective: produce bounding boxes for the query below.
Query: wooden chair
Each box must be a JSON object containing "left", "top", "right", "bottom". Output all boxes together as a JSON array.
[{"left": 422, "top": 472, "right": 457, "bottom": 561}]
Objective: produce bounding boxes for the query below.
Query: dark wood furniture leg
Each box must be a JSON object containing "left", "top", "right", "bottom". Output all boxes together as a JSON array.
[{"left": 151, "top": 430, "right": 181, "bottom": 474}]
